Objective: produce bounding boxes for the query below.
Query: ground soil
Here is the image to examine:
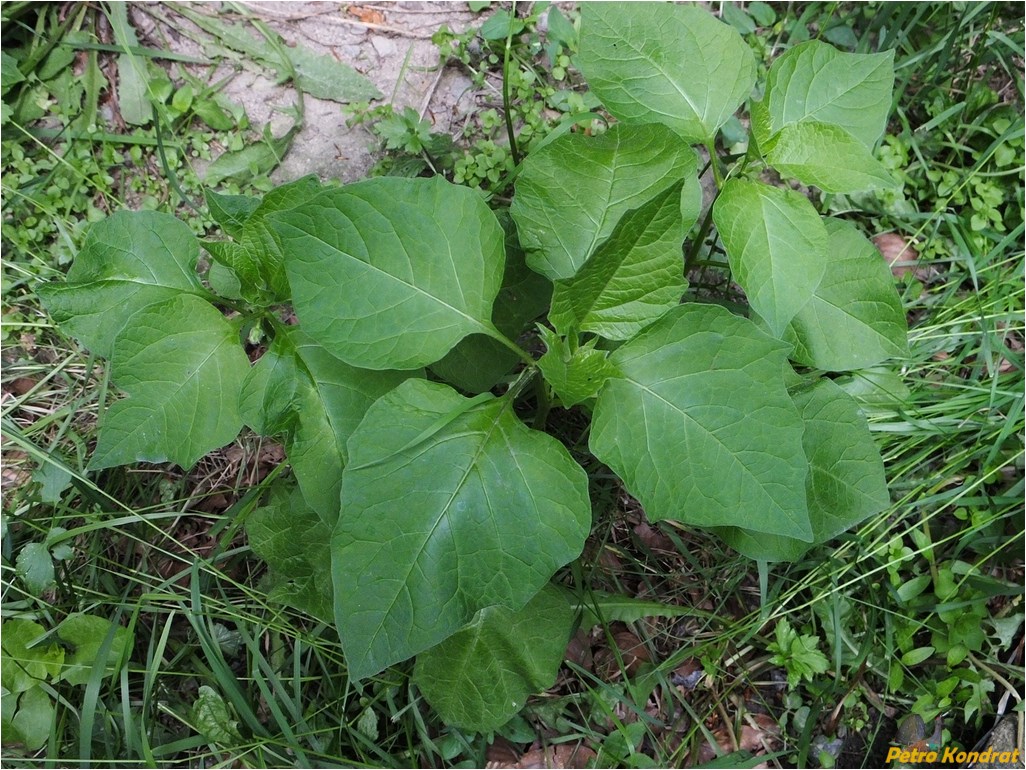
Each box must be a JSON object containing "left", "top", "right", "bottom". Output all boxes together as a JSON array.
[{"left": 134, "top": 2, "right": 480, "bottom": 184}]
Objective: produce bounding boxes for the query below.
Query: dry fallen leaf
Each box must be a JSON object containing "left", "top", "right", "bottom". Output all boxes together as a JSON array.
[
  {"left": 346, "top": 5, "right": 385, "bottom": 24},
  {"left": 872, "top": 232, "right": 919, "bottom": 279}
]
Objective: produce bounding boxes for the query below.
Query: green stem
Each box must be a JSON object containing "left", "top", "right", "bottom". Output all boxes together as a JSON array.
[
  {"left": 532, "top": 377, "right": 551, "bottom": 430},
  {"left": 684, "top": 199, "right": 717, "bottom": 273},
  {"left": 705, "top": 139, "right": 724, "bottom": 189},
  {"left": 502, "top": 1, "right": 522, "bottom": 165},
  {"left": 484, "top": 324, "right": 535, "bottom": 367}
]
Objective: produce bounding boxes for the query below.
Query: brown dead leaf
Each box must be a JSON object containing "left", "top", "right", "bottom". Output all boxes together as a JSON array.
[
  {"left": 346, "top": 5, "right": 385, "bottom": 24},
  {"left": 494, "top": 744, "right": 597, "bottom": 769},
  {"left": 872, "top": 232, "right": 919, "bottom": 279},
  {"left": 671, "top": 658, "right": 705, "bottom": 691},
  {"left": 564, "top": 629, "right": 594, "bottom": 670},
  {"left": 633, "top": 521, "right": 675, "bottom": 552},
  {"left": 486, "top": 736, "right": 520, "bottom": 767},
  {"left": 7, "top": 377, "right": 39, "bottom": 397}
]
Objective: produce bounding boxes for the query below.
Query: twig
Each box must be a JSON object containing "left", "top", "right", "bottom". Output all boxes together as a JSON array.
[
  {"left": 419, "top": 65, "right": 447, "bottom": 120},
  {"left": 234, "top": 2, "right": 436, "bottom": 38}
]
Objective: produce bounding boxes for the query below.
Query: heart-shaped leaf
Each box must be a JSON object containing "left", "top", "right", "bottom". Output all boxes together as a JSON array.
[
  {"left": 578, "top": 3, "right": 756, "bottom": 143},
  {"left": 38, "top": 211, "right": 207, "bottom": 357},
  {"left": 274, "top": 177, "right": 506, "bottom": 370},
  {"left": 590, "top": 304, "right": 812, "bottom": 540},
  {"left": 333, "top": 379, "right": 591, "bottom": 679},
  {"left": 89, "top": 294, "right": 250, "bottom": 470}
]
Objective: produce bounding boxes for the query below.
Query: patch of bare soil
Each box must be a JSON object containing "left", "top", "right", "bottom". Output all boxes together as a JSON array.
[{"left": 134, "top": 2, "right": 479, "bottom": 184}]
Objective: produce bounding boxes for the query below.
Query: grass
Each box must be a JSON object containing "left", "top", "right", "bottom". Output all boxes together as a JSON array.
[{"left": 2, "top": 1, "right": 1023, "bottom": 767}]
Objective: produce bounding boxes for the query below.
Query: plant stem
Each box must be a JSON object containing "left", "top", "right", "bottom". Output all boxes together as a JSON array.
[
  {"left": 684, "top": 201, "right": 717, "bottom": 273},
  {"left": 485, "top": 324, "right": 535, "bottom": 367},
  {"left": 502, "top": 1, "right": 522, "bottom": 165},
  {"left": 532, "top": 376, "right": 551, "bottom": 430},
  {"left": 705, "top": 139, "right": 724, "bottom": 189}
]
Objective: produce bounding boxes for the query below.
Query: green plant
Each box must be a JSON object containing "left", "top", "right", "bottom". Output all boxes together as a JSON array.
[{"left": 37, "top": 2, "right": 910, "bottom": 734}]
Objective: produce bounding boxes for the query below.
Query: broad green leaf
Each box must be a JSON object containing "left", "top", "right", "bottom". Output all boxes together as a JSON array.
[
  {"left": 55, "top": 613, "right": 132, "bottom": 685},
  {"left": 432, "top": 220, "right": 552, "bottom": 393},
  {"left": 241, "top": 328, "right": 415, "bottom": 524},
  {"left": 334, "top": 379, "right": 591, "bottom": 679},
  {"left": 716, "top": 379, "right": 890, "bottom": 561},
  {"left": 276, "top": 177, "right": 506, "bottom": 370},
  {"left": 549, "top": 180, "right": 689, "bottom": 340},
  {"left": 0, "top": 620, "right": 64, "bottom": 694},
  {"left": 1, "top": 52, "right": 25, "bottom": 95},
  {"left": 835, "top": 367, "right": 910, "bottom": 409},
  {"left": 413, "top": 585, "right": 573, "bottom": 732},
  {"left": 89, "top": 295, "right": 250, "bottom": 470},
  {"left": 38, "top": 211, "right": 207, "bottom": 358},
  {"left": 237, "top": 175, "right": 323, "bottom": 301},
  {"left": 286, "top": 44, "right": 382, "bottom": 103},
  {"left": 511, "top": 124, "right": 698, "bottom": 280},
  {"left": 590, "top": 304, "right": 811, "bottom": 540},
  {"left": 578, "top": 3, "right": 756, "bottom": 143},
  {"left": 537, "top": 327, "right": 619, "bottom": 407},
  {"left": 752, "top": 40, "right": 894, "bottom": 150},
  {"left": 1, "top": 687, "right": 53, "bottom": 751},
  {"left": 192, "top": 686, "right": 242, "bottom": 747},
  {"left": 785, "top": 219, "right": 908, "bottom": 371},
  {"left": 15, "top": 543, "right": 54, "bottom": 595},
  {"left": 712, "top": 179, "right": 828, "bottom": 336},
  {"left": 247, "top": 485, "right": 333, "bottom": 622},
  {"left": 767, "top": 122, "right": 898, "bottom": 193},
  {"left": 203, "top": 180, "right": 265, "bottom": 238},
  {"left": 576, "top": 590, "right": 691, "bottom": 629}
]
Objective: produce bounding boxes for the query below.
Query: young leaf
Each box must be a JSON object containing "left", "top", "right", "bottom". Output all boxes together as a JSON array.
[
  {"left": 1, "top": 687, "right": 54, "bottom": 751},
  {"left": 578, "top": 3, "right": 756, "bottom": 143},
  {"left": 0, "top": 620, "right": 64, "bottom": 695},
  {"left": 55, "top": 614, "right": 132, "bottom": 686},
  {"left": 333, "top": 379, "right": 591, "bottom": 680},
  {"left": 716, "top": 379, "right": 890, "bottom": 561},
  {"left": 590, "top": 304, "right": 812, "bottom": 540},
  {"left": 15, "top": 543, "right": 54, "bottom": 595},
  {"left": 275, "top": 177, "right": 506, "bottom": 370},
  {"left": 37, "top": 211, "right": 207, "bottom": 358},
  {"left": 511, "top": 124, "right": 698, "bottom": 281},
  {"left": 238, "top": 175, "right": 323, "bottom": 301},
  {"left": 241, "top": 328, "right": 416, "bottom": 524},
  {"left": 767, "top": 121, "right": 898, "bottom": 193},
  {"left": 89, "top": 295, "right": 250, "bottom": 470},
  {"left": 537, "top": 327, "right": 619, "bottom": 407},
  {"left": 751, "top": 40, "right": 894, "bottom": 150},
  {"left": 549, "top": 180, "right": 689, "bottom": 340},
  {"left": 413, "top": 585, "right": 573, "bottom": 733},
  {"left": 785, "top": 218, "right": 909, "bottom": 371},
  {"left": 712, "top": 179, "right": 828, "bottom": 336},
  {"left": 204, "top": 190, "right": 261, "bottom": 239},
  {"left": 247, "top": 484, "right": 334, "bottom": 622}
]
